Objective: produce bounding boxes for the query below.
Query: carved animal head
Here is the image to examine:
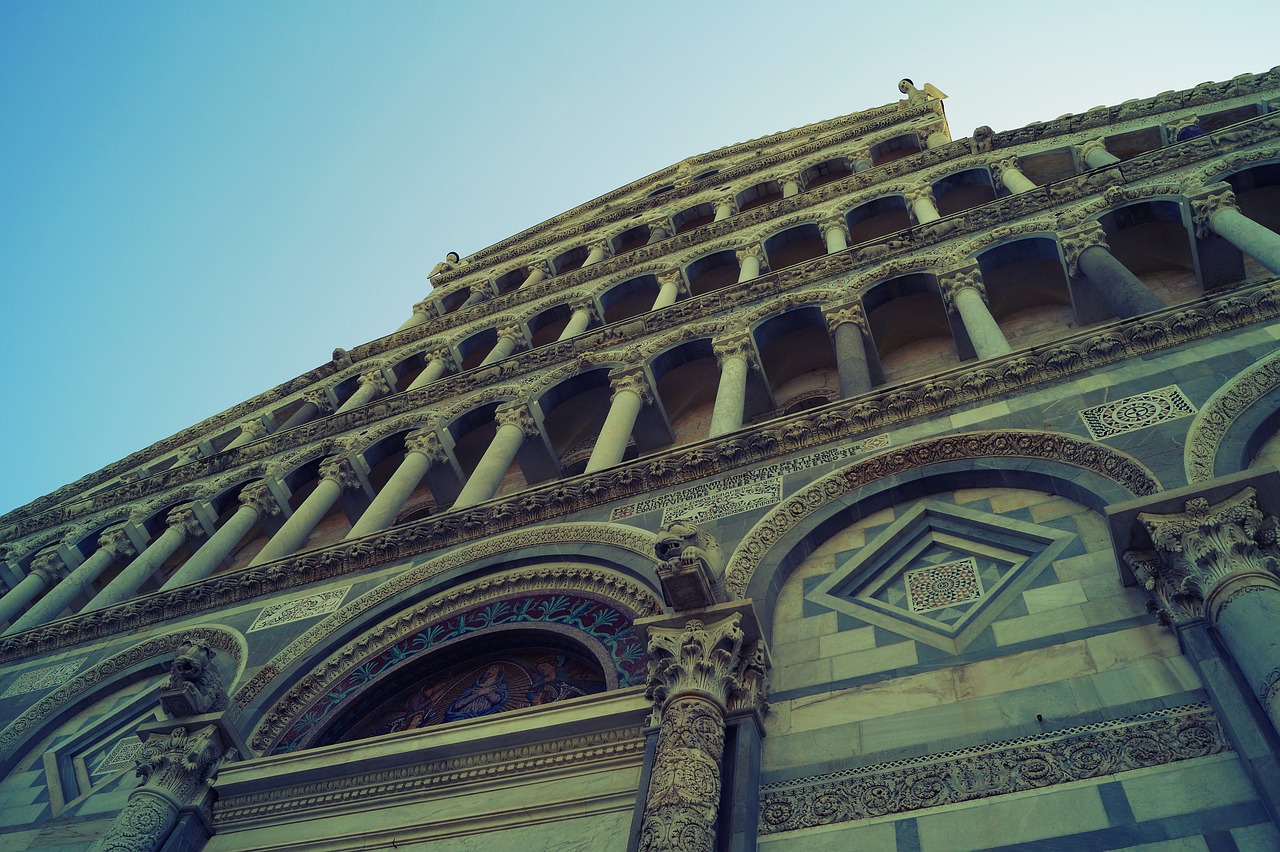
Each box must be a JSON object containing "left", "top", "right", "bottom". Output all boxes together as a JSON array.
[
  {"left": 169, "top": 638, "right": 215, "bottom": 687},
  {"left": 655, "top": 519, "right": 724, "bottom": 569}
]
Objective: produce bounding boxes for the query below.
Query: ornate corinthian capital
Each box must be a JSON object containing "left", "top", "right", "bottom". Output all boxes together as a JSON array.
[
  {"left": 359, "top": 370, "right": 391, "bottom": 395},
  {"left": 1060, "top": 222, "right": 1110, "bottom": 277},
  {"left": 495, "top": 402, "right": 540, "bottom": 437},
  {"left": 318, "top": 457, "right": 362, "bottom": 492},
  {"left": 166, "top": 506, "right": 206, "bottom": 540},
  {"left": 1189, "top": 185, "right": 1239, "bottom": 239},
  {"left": 404, "top": 428, "right": 447, "bottom": 462},
  {"left": 937, "top": 265, "right": 987, "bottom": 312},
  {"left": 238, "top": 482, "right": 280, "bottom": 518},
  {"left": 29, "top": 549, "right": 70, "bottom": 585},
  {"left": 712, "top": 333, "right": 758, "bottom": 369},
  {"left": 610, "top": 368, "right": 654, "bottom": 405},
  {"left": 98, "top": 527, "right": 138, "bottom": 560},
  {"left": 824, "top": 302, "right": 867, "bottom": 334},
  {"left": 645, "top": 613, "right": 749, "bottom": 711}
]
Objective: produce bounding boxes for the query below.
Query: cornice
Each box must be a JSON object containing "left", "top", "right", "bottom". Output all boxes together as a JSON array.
[{"left": 2, "top": 277, "right": 1277, "bottom": 662}]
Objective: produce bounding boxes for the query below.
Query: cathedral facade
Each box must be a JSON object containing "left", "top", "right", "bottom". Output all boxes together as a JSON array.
[{"left": 4, "top": 69, "right": 1280, "bottom": 850}]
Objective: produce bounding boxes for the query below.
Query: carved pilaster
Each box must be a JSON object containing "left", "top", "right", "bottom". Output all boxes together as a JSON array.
[
  {"left": 712, "top": 333, "right": 759, "bottom": 370},
  {"left": 494, "top": 402, "right": 540, "bottom": 437},
  {"left": 938, "top": 265, "right": 987, "bottom": 313},
  {"left": 1060, "top": 222, "right": 1110, "bottom": 277},
  {"left": 1190, "top": 185, "right": 1240, "bottom": 239},
  {"left": 238, "top": 482, "right": 280, "bottom": 519},
  {"left": 318, "top": 457, "right": 361, "bottom": 492}
]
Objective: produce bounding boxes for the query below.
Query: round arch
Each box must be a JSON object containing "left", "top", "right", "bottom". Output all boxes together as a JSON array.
[{"left": 1185, "top": 348, "right": 1280, "bottom": 482}]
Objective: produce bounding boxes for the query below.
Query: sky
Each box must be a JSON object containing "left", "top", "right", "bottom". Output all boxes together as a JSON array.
[{"left": 0, "top": 1, "right": 1275, "bottom": 517}]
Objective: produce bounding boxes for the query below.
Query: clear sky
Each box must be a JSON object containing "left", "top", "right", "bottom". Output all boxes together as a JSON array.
[{"left": 0, "top": 1, "right": 1275, "bottom": 516}]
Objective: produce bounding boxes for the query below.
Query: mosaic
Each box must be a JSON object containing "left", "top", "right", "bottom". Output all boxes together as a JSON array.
[
  {"left": 92, "top": 737, "right": 143, "bottom": 778},
  {"left": 249, "top": 585, "right": 351, "bottom": 632},
  {"left": 273, "top": 592, "right": 646, "bottom": 754},
  {"left": 610, "top": 434, "right": 890, "bottom": 522},
  {"left": 759, "top": 703, "right": 1226, "bottom": 835},
  {"left": 905, "top": 558, "right": 983, "bottom": 612},
  {"left": 1079, "top": 385, "right": 1196, "bottom": 440},
  {"left": 1, "top": 660, "right": 83, "bottom": 698}
]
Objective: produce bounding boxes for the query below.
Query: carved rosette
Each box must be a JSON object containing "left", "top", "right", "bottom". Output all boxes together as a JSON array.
[
  {"left": 1060, "top": 223, "right": 1110, "bottom": 277},
  {"left": 1135, "top": 488, "right": 1280, "bottom": 624},
  {"left": 938, "top": 266, "right": 987, "bottom": 313},
  {"left": 494, "top": 402, "right": 540, "bottom": 437},
  {"left": 1189, "top": 185, "right": 1239, "bottom": 239},
  {"left": 403, "top": 428, "right": 447, "bottom": 463},
  {"left": 609, "top": 369, "right": 654, "bottom": 405},
  {"left": 318, "top": 457, "right": 362, "bottom": 492},
  {"left": 712, "top": 334, "right": 759, "bottom": 371},
  {"left": 824, "top": 302, "right": 867, "bottom": 334},
  {"left": 238, "top": 482, "right": 280, "bottom": 519}
]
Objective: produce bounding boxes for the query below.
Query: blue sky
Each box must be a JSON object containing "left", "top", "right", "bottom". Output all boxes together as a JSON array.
[{"left": 1, "top": 1, "right": 1275, "bottom": 515}]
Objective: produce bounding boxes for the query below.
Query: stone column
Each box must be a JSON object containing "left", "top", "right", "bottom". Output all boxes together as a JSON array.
[
  {"left": 926, "top": 129, "right": 950, "bottom": 149},
  {"left": 521, "top": 259, "right": 550, "bottom": 289},
  {"left": 713, "top": 198, "right": 735, "bottom": 222},
  {"left": 586, "top": 370, "right": 653, "bottom": 473},
  {"left": 824, "top": 304, "right": 874, "bottom": 397},
  {"left": 821, "top": 217, "right": 850, "bottom": 253},
  {"left": 993, "top": 157, "right": 1037, "bottom": 194},
  {"left": 223, "top": 418, "right": 268, "bottom": 451},
  {"left": 1062, "top": 223, "right": 1167, "bottom": 317},
  {"left": 1079, "top": 137, "right": 1120, "bottom": 169},
  {"left": 8, "top": 530, "right": 137, "bottom": 633},
  {"left": 735, "top": 247, "right": 765, "bottom": 283},
  {"left": 646, "top": 218, "right": 671, "bottom": 245},
  {"left": 651, "top": 271, "right": 688, "bottom": 310},
  {"left": 1192, "top": 185, "right": 1280, "bottom": 275},
  {"left": 461, "top": 285, "right": 488, "bottom": 309},
  {"left": 638, "top": 613, "right": 768, "bottom": 852},
  {"left": 453, "top": 403, "right": 539, "bottom": 509},
  {"left": 906, "top": 185, "right": 940, "bottom": 224},
  {"left": 709, "top": 334, "right": 758, "bottom": 438},
  {"left": 1127, "top": 488, "right": 1280, "bottom": 735},
  {"left": 851, "top": 147, "right": 873, "bottom": 173},
  {"left": 335, "top": 370, "right": 390, "bottom": 414},
  {"left": 480, "top": 325, "right": 527, "bottom": 366},
  {"left": 1168, "top": 115, "right": 1207, "bottom": 142},
  {"left": 583, "top": 241, "right": 610, "bottom": 267},
  {"left": 161, "top": 484, "right": 279, "bottom": 590},
  {"left": 406, "top": 349, "right": 455, "bottom": 391},
  {"left": 939, "top": 265, "right": 1012, "bottom": 360},
  {"left": 395, "top": 299, "right": 435, "bottom": 331},
  {"left": 557, "top": 298, "right": 599, "bottom": 341},
  {"left": 346, "top": 430, "right": 446, "bottom": 538},
  {"left": 278, "top": 390, "right": 334, "bottom": 431},
  {"left": 0, "top": 549, "right": 72, "bottom": 630},
  {"left": 86, "top": 507, "right": 207, "bottom": 612},
  {"left": 249, "top": 458, "right": 360, "bottom": 566},
  {"left": 780, "top": 176, "right": 800, "bottom": 198}
]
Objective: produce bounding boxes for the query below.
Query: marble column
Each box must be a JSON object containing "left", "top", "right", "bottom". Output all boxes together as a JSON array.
[
  {"left": 335, "top": 370, "right": 391, "bottom": 414},
  {"left": 939, "top": 265, "right": 1012, "bottom": 359},
  {"left": 638, "top": 613, "right": 768, "bottom": 852},
  {"left": 520, "top": 260, "right": 549, "bottom": 289},
  {"left": 557, "top": 299, "right": 599, "bottom": 341},
  {"left": 406, "top": 349, "right": 455, "bottom": 391},
  {"left": 249, "top": 458, "right": 360, "bottom": 566},
  {"left": 453, "top": 403, "right": 539, "bottom": 509},
  {"left": 1168, "top": 115, "right": 1207, "bottom": 142},
  {"left": 585, "top": 370, "right": 652, "bottom": 473},
  {"left": 7, "top": 529, "right": 137, "bottom": 633},
  {"left": 461, "top": 285, "right": 488, "bottom": 309},
  {"left": 926, "top": 129, "right": 950, "bottom": 149},
  {"left": 993, "top": 156, "right": 1037, "bottom": 194},
  {"left": 1128, "top": 488, "right": 1280, "bottom": 735},
  {"left": 825, "top": 304, "right": 874, "bottom": 397},
  {"left": 709, "top": 334, "right": 758, "bottom": 438},
  {"left": 0, "top": 549, "right": 73, "bottom": 630},
  {"left": 821, "top": 217, "right": 850, "bottom": 253},
  {"left": 85, "top": 506, "right": 207, "bottom": 612},
  {"left": 395, "top": 299, "right": 435, "bottom": 331},
  {"left": 646, "top": 218, "right": 671, "bottom": 245},
  {"left": 713, "top": 198, "right": 735, "bottom": 222},
  {"left": 278, "top": 390, "right": 334, "bottom": 431},
  {"left": 583, "top": 241, "right": 610, "bottom": 267},
  {"left": 223, "top": 418, "right": 268, "bottom": 451},
  {"left": 1192, "top": 186, "right": 1280, "bottom": 275},
  {"left": 1062, "top": 223, "right": 1166, "bottom": 317},
  {"left": 480, "top": 325, "right": 527, "bottom": 366},
  {"left": 906, "top": 185, "right": 940, "bottom": 224},
  {"left": 736, "top": 247, "right": 765, "bottom": 283},
  {"left": 851, "top": 148, "right": 873, "bottom": 173},
  {"left": 1079, "top": 137, "right": 1121, "bottom": 169},
  {"left": 780, "top": 176, "right": 800, "bottom": 198},
  {"left": 161, "top": 483, "right": 279, "bottom": 590},
  {"left": 651, "top": 271, "right": 688, "bottom": 310},
  {"left": 346, "top": 430, "right": 445, "bottom": 538}
]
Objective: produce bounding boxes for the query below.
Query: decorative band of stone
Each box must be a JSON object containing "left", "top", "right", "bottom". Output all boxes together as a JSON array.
[
  {"left": 757, "top": 703, "right": 1225, "bottom": 836},
  {"left": 1259, "top": 667, "right": 1280, "bottom": 707},
  {"left": 1184, "top": 348, "right": 1280, "bottom": 483}
]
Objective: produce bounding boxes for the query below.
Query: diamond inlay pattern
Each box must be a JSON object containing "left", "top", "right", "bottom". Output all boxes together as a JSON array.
[{"left": 905, "top": 558, "right": 983, "bottom": 613}]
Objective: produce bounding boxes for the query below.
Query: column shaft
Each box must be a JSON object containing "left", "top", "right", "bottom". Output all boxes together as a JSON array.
[
  {"left": 737, "top": 253, "right": 761, "bottom": 283},
  {"left": 0, "top": 573, "right": 49, "bottom": 629},
  {"left": 823, "top": 225, "right": 849, "bottom": 253},
  {"left": 713, "top": 200, "right": 733, "bottom": 221},
  {"left": 557, "top": 307, "right": 593, "bottom": 341},
  {"left": 832, "top": 322, "right": 873, "bottom": 397},
  {"left": 8, "top": 548, "right": 116, "bottom": 632},
  {"left": 1078, "top": 245, "right": 1167, "bottom": 317},
  {"left": 461, "top": 289, "right": 486, "bottom": 308},
  {"left": 781, "top": 178, "right": 800, "bottom": 198},
  {"left": 1083, "top": 142, "right": 1121, "bottom": 168},
  {"left": 278, "top": 401, "right": 320, "bottom": 431},
  {"left": 347, "top": 450, "right": 433, "bottom": 538},
  {"left": 1213, "top": 582, "right": 1280, "bottom": 733},
  {"left": 911, "top": 193, "right": 940, "bottom": 224},
  {"left": 480, "top": 334, "right": 519, "bottom": 366},
  {"left": 162, "top": 505, "right": 259, "bottom": 590},
  {"left": 954, "top": 288, "right": 1012, "bottom": 359},
  {"left": 249, "top": 478, "right": 342, "bottom": 566},
  {"left": 85, "top": 526, "right": 186, "bottom": 612},
  {"left": 998, "top": 163, "right": 1037, "bottom": 194},
  {"left": 709, "top": 355, "right": 750, "bottom": 437},
  {"left": 585, "top": 390, "right": 645, "bottom": 473},
  {"left": 521, "top": 266, "right": 547, "bottom": 289},
  {"left": 584, "top": 243, "right": 608, "bottom": 266},
  {"left": 407, "top": 357, "right": 448, "bottom": 391},
  {"left": 336, "top": 379, "right": 384, "bottom": 414},
  {"left": 651, "top": 277, "right": 682, "bottom": 310},
  {"left": 453, "top": 423, "right": 525, "bottom": 508},
  {"left": 1210, "top": 208, "right": 1280, "bottom": 274}
]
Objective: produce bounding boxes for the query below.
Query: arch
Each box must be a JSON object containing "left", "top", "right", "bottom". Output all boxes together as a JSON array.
[
  {"left": 764, "top": 222, "right": 825, "bottom": 270},
  {"left": 601, "top": 273, "right": 663, "bottom": 323},
  {"left": 736, "top": 180, "right": 783, "bottom": 213},
  {"left": 862, "top": 271, "right": 958, "bottom": 381},
  {"left": 846, "top": 194, "right": 912, "bottom": 246},
  {"left": 801, "top": 157, "right": 853, "bottom": 191},
  {"left": 751, "top": 305, "right": 837, "bottom": 409},
  {"left": 933, "top": 167, "right": 996, "bottom": 215},
  {"left": 672, "top": 202, "right": 716, "bottom": 235},
  {"left": 1185, "top": 349, "right": 1280, "bottom": 482},
  {"left": 724, "top": 430, "right": 1161, "bottom": 623},
  {"left": 239, "top": 522, "right": 663, "bottom": 754},
  {"left": 1097, "top": 197, "right": 1202, "bottom": 304},
  {"left": 686, "top": 249, "right": 740, "bottom": 296},
  {"left": 975, "top": 235, "right": 1075, "bottom": 347},
  {"left": 0, "top": 625, "right": 247, "bottom": 775}
]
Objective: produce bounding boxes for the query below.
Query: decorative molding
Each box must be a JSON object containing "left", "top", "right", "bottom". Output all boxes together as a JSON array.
[
  {"left": 248, "top": 586, "right": 352, "bottom": 633},
  {"left": 1185, "top": 348, "right": 1280, "bottom": 482},
  {"left": 0, "top": 659, "right": 84, "bottom": 698},
  {"left": 758, "top": 703, "right": 1226, "bottom": 835}
]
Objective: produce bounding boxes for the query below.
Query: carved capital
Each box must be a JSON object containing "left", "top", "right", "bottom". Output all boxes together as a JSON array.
[
  {"left": 403, "top": 428, "right": 447, "bottom": 462},
  {"left": 318, "top": 457, "right": 361, "bottom": 492},
  {"left": 712, "top": 333, "right": 758, "bottom": 369},
  {"left": 713, "top": 196, "right": 736, "bottom": 213},
  {"left": 359, "top": 370, "right": 391, "bottom": 395},
  {"left": 29, "top": 549, "right": 70, "bottom": 586},
  {"left": 302, "top": 390, "right": 334, "bottom": 413},
  {"left": 568, "top": 297, "right": 601, "bottom": 321},
  {"left": 98, "top": 527, "right": 138, "bottom": 560},
  {"left": 424, "top": 347, "right": 456, "bottom": 371},
  {"left": 645, "top": 613, "right": 747, "bottom": 712},
  {"left": 646, "top": 218, "right": 671, "bottom": 239},
  {"left": 166, "top": 506, "right": 206, "bottom": 540},
  {"left": 238, "top": 482, "right": 280, "bottom": 519},
  {"left": 657, "top": 269, "right": 689, "bottom": 295},
  {"left": 410, "top": 298, "right": 436, "bottom": 318},
  {"left": 1060, "top": 222, "right": 1111, "bottom": 277},
  {"left": 495, "top": 324, "right": 527, "bottom": 346},
  {"left": 820, "top": 216, "right": 850, "bottom": 240},
  {"left": 1166, "top": 114, "right": 1202, "bottom": 138},
  {"left": 734, "top": 245, "right": 766, "bottom": 266},
  {"left": 990, "top": 157, "right": 1022, "bottom": 191},
  {"left": 903, "top": 184, "right": 936, "bottom": 207},
  {"left": 1189, "top": 185, "right": 1239, "bottom": 239},
  {"left": 1077, "top": 137, "right": 1111, "bottom": 162},
  {"left": 824, "top": 302, "right": 867, "bottom": 334},
  {"left": 525, "top": 258, "right": 551, "bottom": 278},
  {"left": 1136, "top": 487, "right": 1280, "bottom": 623},
  {"left": 937, "top": 265, "right": 987, "bottom": 313},
  {"left": 495, "top": 402, "right": 540, "bottom": 437},
  {"left": 610, "top": 369, "right": 654, "bottom": 405}
]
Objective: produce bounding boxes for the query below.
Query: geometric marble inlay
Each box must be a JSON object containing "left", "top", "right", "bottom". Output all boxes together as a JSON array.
[
  {"left": 810, "top": 501, "right": 1075, "bottom": 653},
  {"left": 905, "top": 557, "right": 982, "bottom": 612},
  {"left": 1079, "top": 384, "right": 1196, "bottom": 440},
  {"left": 249, "top": 585, "right": 351, "bottom": 632},
  {"left": 1, "top": 659, "right": 83, "bottom": 698},
  {"left": 92, "top": 737, "right": 144, "bottom": 778}
]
